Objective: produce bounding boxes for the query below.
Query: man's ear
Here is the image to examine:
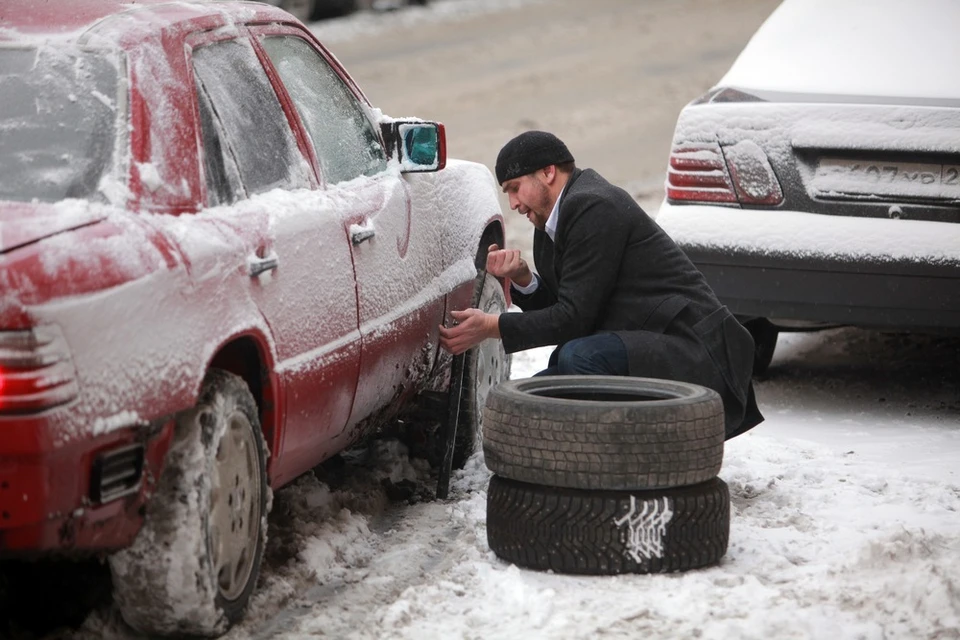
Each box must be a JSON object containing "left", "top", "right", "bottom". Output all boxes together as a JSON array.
[{"left": 541, "top": 165, "right": 557, "bottom": 184}]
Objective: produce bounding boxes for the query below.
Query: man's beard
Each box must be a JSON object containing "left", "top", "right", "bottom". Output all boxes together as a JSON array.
[{"left": 530, "top": 179, "right": 552, "bottom": 230}]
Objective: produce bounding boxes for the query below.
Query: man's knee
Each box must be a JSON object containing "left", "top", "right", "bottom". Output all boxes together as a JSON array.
[
  {"left": 556, "top": 340, "right": 592, "bottom": 374},
  {"left": 556, "top": 334, "right": 628, "bottom": 376}
]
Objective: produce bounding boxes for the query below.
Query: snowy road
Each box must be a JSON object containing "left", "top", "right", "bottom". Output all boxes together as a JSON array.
[
  {"left": 237, "top": 329, "right": 960, "bottom": 640},
  {"left": 14, "top": 1, "right": 960, "bottom": 638},
  {"left": 67, "top": 327, "right": 960, "bottom": 640}
]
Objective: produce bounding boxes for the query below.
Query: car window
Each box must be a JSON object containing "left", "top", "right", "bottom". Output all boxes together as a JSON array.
[
  {"left": 0, "top": 47, "right": 119, "bottom": 203},
  {"left": 192, "top": 39, "right": 311, "bottom": 200},
  {"left": 195, "top": 83, "right": 244, "bottom": 206},
  {"left": 261, "top": 36, "right": 386, "bottom": 185}
]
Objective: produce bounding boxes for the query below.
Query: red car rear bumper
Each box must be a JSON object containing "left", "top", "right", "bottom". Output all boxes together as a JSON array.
[{"left": 0, "top": 418, "right": 175, "bottom": 556}]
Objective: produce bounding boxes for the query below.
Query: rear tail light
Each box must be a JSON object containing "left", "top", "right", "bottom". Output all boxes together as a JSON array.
[
  {"left": 666, "top": 142, "right": 738, "bottom": 204},
  {"left": 0, "top": 326, "right": 79, "bottom": 414},
  {"left": 666, "top": 140, "right": 783, "bottom": 206}
]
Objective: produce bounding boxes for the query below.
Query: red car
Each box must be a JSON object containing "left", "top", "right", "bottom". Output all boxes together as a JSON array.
[{"left": 0, "top": 1, "right": 508, "bottom": 635}]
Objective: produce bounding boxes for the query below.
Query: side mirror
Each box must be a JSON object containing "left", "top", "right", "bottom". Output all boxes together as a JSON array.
[{"left": 380, "top": 119, "right": 447, "bottom": 173}]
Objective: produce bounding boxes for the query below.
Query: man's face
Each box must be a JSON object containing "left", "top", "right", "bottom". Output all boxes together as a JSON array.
[{"left": 501, "top": 171, "right": 554, "bottom": 230}]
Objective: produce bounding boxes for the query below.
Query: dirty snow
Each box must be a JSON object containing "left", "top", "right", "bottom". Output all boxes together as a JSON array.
[
  {"left": 240, "top": 332, "right": 960, "bottom": 640},
  {"left": 65, "top": 327, "right": 960, "bottom": 640}
]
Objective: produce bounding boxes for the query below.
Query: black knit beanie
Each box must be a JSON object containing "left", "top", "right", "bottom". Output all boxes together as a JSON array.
[{"left": 495, "top": 131, "right": 574, "bottom": 184}]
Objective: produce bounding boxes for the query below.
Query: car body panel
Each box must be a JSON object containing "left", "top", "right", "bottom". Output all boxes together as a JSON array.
[
  {"left": 0, "top": 0, "right": 504, "bottom": 554},
  {"left": 658, "top": 202, "right": 960, "bottom": 330}
]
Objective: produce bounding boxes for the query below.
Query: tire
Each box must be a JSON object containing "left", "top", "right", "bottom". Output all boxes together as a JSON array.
[
  {"left": 483, "top": 376, "right": 724, "bottom": 490},
  {"left": 109, "top": 369, "right": 268, "bottom": 637},
  {"left": 452, "top": 273, "right": 511, "bottom": 469},
  {"left": 744, "top": 318, "right": 778, "bottom": 376},
  {"left": 486, "top": 475, "right": 729, "bottom": 575}
]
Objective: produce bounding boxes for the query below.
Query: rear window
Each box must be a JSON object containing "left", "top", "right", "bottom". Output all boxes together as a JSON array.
[
  {"left": 719, "top": 0, "right": 960, "bottom": 101},
  {"left": 0, "top": 47, "right": 120, "bottom": 203}
]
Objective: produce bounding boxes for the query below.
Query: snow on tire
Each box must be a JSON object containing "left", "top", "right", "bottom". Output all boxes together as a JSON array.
[
  {"left": 483, "top": 376, "right": 724, "bottom": 491},
  {"left": 486, "top": 475, "right": 729, "bottom": 575},
  {"left": 109, "top": 369, "right": 269, "bottom": 638}
]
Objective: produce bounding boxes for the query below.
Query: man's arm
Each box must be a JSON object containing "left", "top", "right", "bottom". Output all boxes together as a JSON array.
[
  {"left": 499, "top": 195, "right": 628, "bottom": 352},
  {"left": 439, "top": 244, "right": 527, "bottom": 355}
]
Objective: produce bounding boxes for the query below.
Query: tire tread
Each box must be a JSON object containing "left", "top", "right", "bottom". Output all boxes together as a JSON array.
[
  {"left": 486, "top": 475, "right": 729, "bottom": 575},
  {"left": 483, "top": 377, "right": 724, "bottom": 490}
]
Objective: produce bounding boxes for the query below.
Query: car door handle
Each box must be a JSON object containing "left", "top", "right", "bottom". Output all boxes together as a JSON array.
[
  {"left": 248, "top": 254, "right": 278, "bottom": 278},
  {"left": 351, "top": 227, "right": 375, "bottom": 245}
]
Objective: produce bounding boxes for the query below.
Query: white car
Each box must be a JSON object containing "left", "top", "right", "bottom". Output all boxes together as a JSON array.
[{"left": 656, "top": 0, "right": 960, "bottom": 373}]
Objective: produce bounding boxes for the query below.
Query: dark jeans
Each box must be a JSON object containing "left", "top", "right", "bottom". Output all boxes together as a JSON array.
[{"left": 535, "top": 332, "right": 630, "bottom": 377}]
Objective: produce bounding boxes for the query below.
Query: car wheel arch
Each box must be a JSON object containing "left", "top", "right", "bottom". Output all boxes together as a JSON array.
[
  {"left": 205, "top": 330, "right": 280, "bottom": 467},
  {"left": 475, "top": 222, "right": 505, "bottom": 269}
]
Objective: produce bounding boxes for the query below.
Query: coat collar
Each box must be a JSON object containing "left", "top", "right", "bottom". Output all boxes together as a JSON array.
[{"left": 553, "top": 167, "right": 584, "bottom": 244}]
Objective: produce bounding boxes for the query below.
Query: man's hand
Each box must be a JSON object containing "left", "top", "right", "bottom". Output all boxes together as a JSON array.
[
  {"left": 438, "top": 309, "right": 501, "bottom": 355},
  {"left": 486, "top": 244, "right": 532, "bottom": 288}
]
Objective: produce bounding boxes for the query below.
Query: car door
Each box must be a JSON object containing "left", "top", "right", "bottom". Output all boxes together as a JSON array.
[
  {"left": 258, "top": 31, "right": 446, "bottom": 436},
  {"left": 189, "top": 34, "right": 363, "bottom": 485}
]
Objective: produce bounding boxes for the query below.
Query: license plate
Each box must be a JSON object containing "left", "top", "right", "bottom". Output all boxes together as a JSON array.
[{"left": 813, "top": 158, "right": 960, "bottom": 200}]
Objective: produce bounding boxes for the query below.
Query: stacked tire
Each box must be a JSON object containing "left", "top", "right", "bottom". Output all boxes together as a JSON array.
[{"left": 482, "top": 376, "right": 730, "bottom": 575}]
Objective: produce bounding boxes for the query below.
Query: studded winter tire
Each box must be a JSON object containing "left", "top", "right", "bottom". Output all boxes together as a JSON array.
[
  {"left": 483, "top": 376, "right": 724, "bottom": 491},
  {"left": 486, "top": 475, "right": 729, "bottom": 575},
  {"left": 109, "top": 369, "right": 268, "bottom": 637},
  {"left": 453, "top": 273, "right": 511, "bottom": 469}
]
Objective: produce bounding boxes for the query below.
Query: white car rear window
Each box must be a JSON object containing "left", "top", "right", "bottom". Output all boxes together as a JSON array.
[{"left": 718, "top": 0, "right": 960, "bottom": 101}]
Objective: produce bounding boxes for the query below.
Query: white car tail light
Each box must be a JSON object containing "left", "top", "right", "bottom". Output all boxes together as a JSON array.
[
  {"left": 666, "top": 143, "right": 738, "bottom": 204},
  {"left": 0, "top": 326, "right": 79, "bottom": 414},
  {"left": 666, "top": 141, "right": 783, "bottom": 206}
]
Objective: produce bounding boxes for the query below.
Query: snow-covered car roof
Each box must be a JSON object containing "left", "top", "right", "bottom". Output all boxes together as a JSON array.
[
  {"left": 718, "top": 0, "right": 960, "bottom": 101},
  {"left": 0, "top": 0, "right": 377, "bottom": 213},
  {"left": 0, "top": 0, "right": 291, "bottom": 43}
]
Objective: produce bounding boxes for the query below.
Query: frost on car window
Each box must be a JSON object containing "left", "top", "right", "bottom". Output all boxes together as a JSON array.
[
  {"left": 195, "top": 75, "right": 244, "bottom": 207},
  {"left": 261, "top": 36, "right": 386, "bottom": 185},
  {"left": 192, "top": 39, "right": 311, "bottom": 198},
  {"left": 0, "top": 47, "right": 119, "bottom": 203}
]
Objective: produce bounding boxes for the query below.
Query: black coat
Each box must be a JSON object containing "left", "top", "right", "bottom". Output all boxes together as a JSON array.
[{"left": 499, "top": 168, "right": 763, "bottom": 439}]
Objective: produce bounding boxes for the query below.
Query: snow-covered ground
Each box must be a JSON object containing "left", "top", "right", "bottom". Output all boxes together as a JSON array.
[
  {"left": 240, "top": 333, "right": 959, "bottom": 640},
  {"left": 60, "top": 325, "right": 957, "bottom": 640},
  {"left": 25, "top": 1, "right": 959, "bottom": 638}
]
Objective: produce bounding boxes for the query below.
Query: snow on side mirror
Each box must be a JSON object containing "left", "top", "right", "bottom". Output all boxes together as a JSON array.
[{"left": 380, "top": 119, "right": 446, "bottom": 173}]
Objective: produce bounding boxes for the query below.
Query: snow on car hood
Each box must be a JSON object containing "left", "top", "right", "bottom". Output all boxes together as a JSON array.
[
  {"left": 0, "top": 199, "right": 108, "bottom": 254},
  {"left": 719, "top": 0, "right": 960, "bottom": 102}
]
